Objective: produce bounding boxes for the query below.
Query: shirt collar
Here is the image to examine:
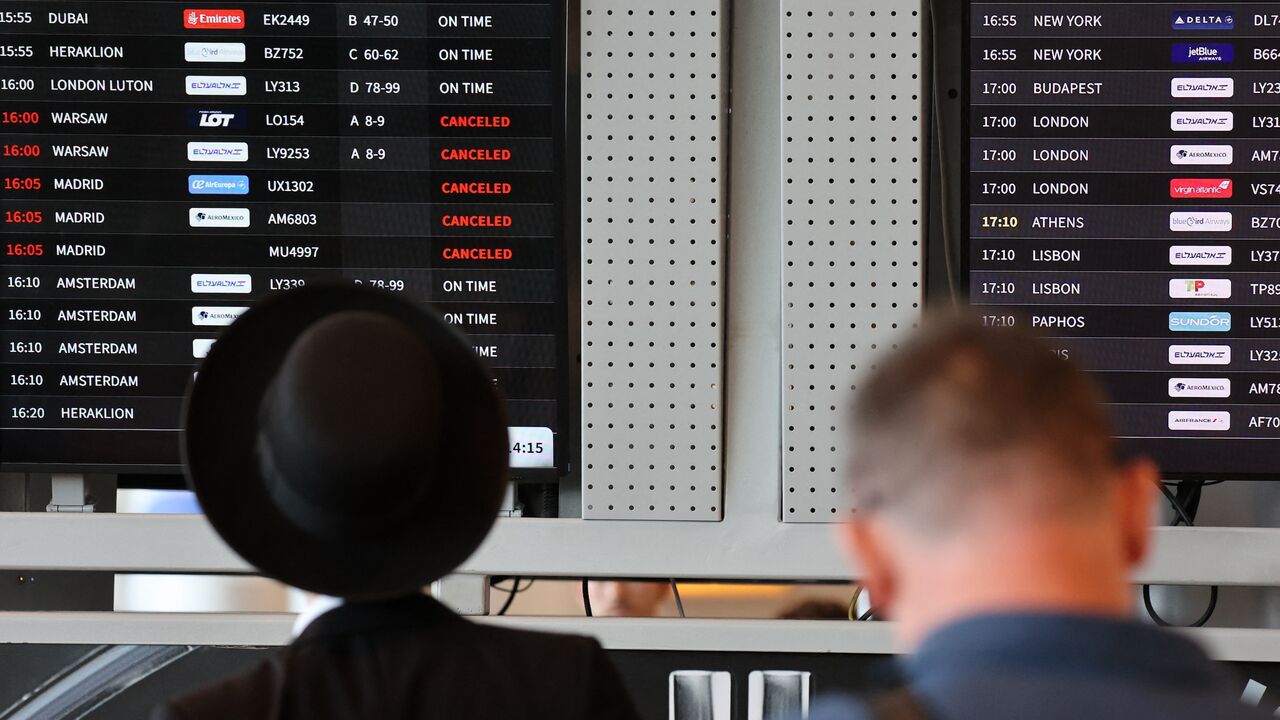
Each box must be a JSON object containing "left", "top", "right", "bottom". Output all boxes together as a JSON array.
[
  {"left": 294, "top": 592, "right": 459, "bottom": 645},
  {"left": 906, "top": 612, "right": 1224, "bottom": 690},
  {"left": 291, "top": 595, "right": 345, "bottom": 639}
]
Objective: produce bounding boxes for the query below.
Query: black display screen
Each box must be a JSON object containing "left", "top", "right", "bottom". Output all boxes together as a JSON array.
[
  {"left": 0, "top": 1, "right": 572, "bottom": 475},
  {"left": 965, "top": 2, "right": 1280, "bottom": 478}
]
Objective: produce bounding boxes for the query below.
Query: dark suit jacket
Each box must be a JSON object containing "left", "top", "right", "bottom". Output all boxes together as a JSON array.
[{"left": 153, "top": 594, "right": 642, "bottom": 720}]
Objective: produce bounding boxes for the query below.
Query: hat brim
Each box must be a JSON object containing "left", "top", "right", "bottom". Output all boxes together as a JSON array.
[{"left": 182, "top": 285, "right": 509, "bottom": 597}]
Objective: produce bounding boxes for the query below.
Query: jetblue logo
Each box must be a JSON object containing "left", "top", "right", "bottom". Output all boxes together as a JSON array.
[
  {"left": 188, "top": 174, "right": 249, "bottom": 195},
  {"left": 1173, "top": 43, "right": 1234, "bottom": 63},
  {"left": 187, "top": 109, "right": 246, "bottom": 129},
  {"left": 1169, "top": 311, "right": 1232, "bottom": 332},
  {"left": 1172, "top": 12, "right": 1235, "bottom": 30}
]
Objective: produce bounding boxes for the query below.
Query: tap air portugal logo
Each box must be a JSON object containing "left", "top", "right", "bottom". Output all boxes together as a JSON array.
[
  {"left": 184, "top": 9, "right": 245, "bottom": 29},
  {"left": 1169, "top": 278, "right": 1232, "bottom": 299}
]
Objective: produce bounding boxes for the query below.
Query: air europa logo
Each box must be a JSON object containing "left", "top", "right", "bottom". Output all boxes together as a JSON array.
[
  {"left": 184, "top": 9, "right": 245, "bottom": 29},
  {"left": 1171, "top": 178, "right": 1233, "bottom": 198}
]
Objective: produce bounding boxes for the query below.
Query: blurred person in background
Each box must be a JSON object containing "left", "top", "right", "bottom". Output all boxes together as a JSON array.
[
  {"left": 586, "top": 581, "right": 671, "bottom": 617},
  {"left": 154, "top": 286, "right": 640, "bottom": 720},
  {"left": 809, "top": 316, "right": 1269, "bottom": 720}
]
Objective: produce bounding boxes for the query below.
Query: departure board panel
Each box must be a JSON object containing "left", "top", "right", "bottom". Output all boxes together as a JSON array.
[
  {"left": 0, "top": 1, "right": 571, "bottom": 474},
  {"left": 966, "top": 2, "right": 1280, "bottom": 477}
]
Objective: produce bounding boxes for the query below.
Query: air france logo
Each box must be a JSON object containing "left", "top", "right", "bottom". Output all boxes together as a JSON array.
[
  {"left": 189, "top": 207, "right": 250, "bottom": 227},
  {"left": 1168, "top": 411, "right": 1232, "bottom": 431},
  {"left": 188, "top": 174, "right": 249, "bottom": 195},
  {"left": 192, "top": 306, "right": 248, "bottom": 326},
  {"left": 1171, "top": 111, "right": 1234, "bottom": 131},
  {"left": 187, "top": 141, "right": 248, "bottom": 162},
  {"left": 1173, "top": 43, "right": 1234, "bottom": 63},
  {"left": 1170, "top": 245, "right": 1232, "bottom": 266},
  {"left": 1170, "top": 278, "right": 1232, "bottom": 298},
  {"left": 1172, "top": 12, "right": 1235, "bottom": 30},
  {"left": 1168, "top": 345, "right": 1232, "bottom": 365},
  {"left": 185, "top": 75, "right": 247, "bottom": 96},
  {"left": 1169, "top": 378, "right": 1231, "bottom": 398},
  {"left": 1169, "top": 312, "right": 1232, "bottom": 332},
  {"left": 191, "top": 273, "right": 252, "bottom": 294},
  {"left": 183, "top": 9, "right": 245, "bottom": 29},
  {"left": 1170, "top": 145, "right": 1233, "bottom": 165}
]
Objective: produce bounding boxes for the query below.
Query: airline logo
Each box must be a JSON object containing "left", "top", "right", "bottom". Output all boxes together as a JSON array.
[
  {"left": 184, "top": 42, "right": 246, "bottom": 63},
  {"left": 189, "top": 207, "right": 250, "bottom": 227},
  {"left": 1169, "top": 345, "right": 1232, "bottom": 365},
  {"left": 1170, "top": 211, "right": 1232, "bottom": 232},
  {"left": 188, "top": 141, "right": 248, "bottom": 162},
  {"left": 1171, "top": 77, "right": 1234, "bottom": 98},
  {"left": 186, "top": 75, "right": 247, "bottom": 96},
  {"left": 1172, "top": 43, "right": 1234, "bottom": 63},
  {"left": 1170, "top": 144, "right": 1233, "bottom": 165},
  {"left": 192, "top": 306, "right": 248, "bottom": 326},
  {"left": 188, "top": 174, "right": 249, "bottom": 195},
  {"left": 1169, "top": 311, "right": 1232, "bottom": 332},
  {"left": 1168, "top": 411, "right": 1232, "bottom": 431},
  {"left": 192, "top": 339, "right": 216, "bottom": 358},
  {"left": 1169, "top": 378, "right": 1232, "bottom": 398},
  {"left": 1170, "top": 278, "right": 1232, "bottom": 298},
  {"left": 1171, "top": 111, "right": 1234, "bottom": 131},
  {"left": 1172, "top": 12, "right": 1236, "bottom": 30},
  {"left": 1170, "top": 178, "right": 1233, "bottom": 198},
  {"left": 1170, "top": 245, "right": 1233, "bottom": 265},
  {"left": 187, "top": 108, "right": 246, "bottom": 129},
  {"left": 191, "top": 273, "right": 252, "bottom": 293},
  {"left": 184, "top": 9, "right": 245, "bottom": 29}
]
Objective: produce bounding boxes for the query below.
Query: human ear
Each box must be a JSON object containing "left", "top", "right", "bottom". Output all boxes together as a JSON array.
[
  {"left": 840, "top": 518, "right": 898, "bottom": 613},
  {"left": 1116, "top": 458, "right": 1160, "bottom": 568}
]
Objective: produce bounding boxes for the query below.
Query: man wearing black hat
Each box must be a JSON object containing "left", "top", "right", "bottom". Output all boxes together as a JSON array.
[{"left": 154, "top": 285, "right": 641, "bottom": 720}]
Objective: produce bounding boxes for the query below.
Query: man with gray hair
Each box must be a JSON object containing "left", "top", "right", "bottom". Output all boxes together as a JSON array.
[{"left": 811, "top": 316, "right": 1268, "bottom": 720}]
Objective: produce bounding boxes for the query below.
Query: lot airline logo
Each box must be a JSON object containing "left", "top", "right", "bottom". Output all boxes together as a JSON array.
[
  {"left": 184, "top": 9, "right": 245, "bottom": 29},
  {"left": 1170, "top": 178, "right": 1233, "bottom": 198}
]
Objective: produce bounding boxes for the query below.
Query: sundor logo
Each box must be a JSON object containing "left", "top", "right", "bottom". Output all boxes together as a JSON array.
[{"left": 1169, "top": 311, "right": 1232, "bottom": 332}]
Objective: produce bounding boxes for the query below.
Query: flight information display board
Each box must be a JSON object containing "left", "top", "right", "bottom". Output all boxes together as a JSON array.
[
  {"left": 0, "top": 1, "right": 571, "bottom": 474},
  {"left": 966, "top": 2, "right": 1280, "bottom": 477}
]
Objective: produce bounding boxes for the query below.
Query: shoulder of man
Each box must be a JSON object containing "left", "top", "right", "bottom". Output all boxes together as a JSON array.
[
  {"left": 150, "top": 656, "right": 281, "bottom": 720},
  {"left": 808, "top": 689, "right": 934, "bottom": 720},
  {"left": 461, "top": 623, "right": 643, "bottom": 720}
]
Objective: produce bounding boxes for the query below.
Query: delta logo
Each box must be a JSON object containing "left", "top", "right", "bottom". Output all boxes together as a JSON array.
[
  {"left": 1171, "top": 178, "right": 1233, "bottom": 198},
  {"left": 184, "top": 9, "right": 245, "bottom": 29},
  {"left": 1172, "top": 12, "right": 1236, "bottom": 31}
]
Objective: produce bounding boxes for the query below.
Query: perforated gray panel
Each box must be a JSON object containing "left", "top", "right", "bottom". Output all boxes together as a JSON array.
[
  {"left": 580, "top": 1, "right": 727, "bottom": 520},
  {"left": 781, "top": 2, "right": 926, "bottom": 522}
]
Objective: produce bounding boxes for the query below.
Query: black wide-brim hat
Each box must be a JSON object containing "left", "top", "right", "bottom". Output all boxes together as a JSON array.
[{"left": 183, "top": 284, "right": 509, "bottom": 597}]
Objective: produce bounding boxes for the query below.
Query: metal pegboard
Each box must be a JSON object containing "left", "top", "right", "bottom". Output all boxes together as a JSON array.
[
  {"left": 781, "top": 2, "right": 926, "bottom": 522},
  {"left": 580, "top": 1, "right": 727, "bottom": 520}
]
